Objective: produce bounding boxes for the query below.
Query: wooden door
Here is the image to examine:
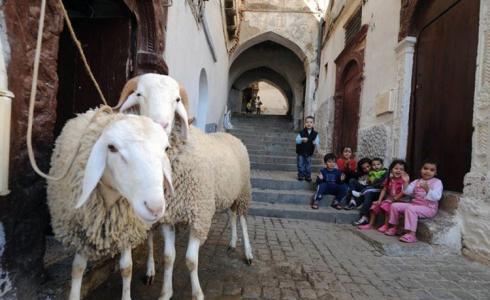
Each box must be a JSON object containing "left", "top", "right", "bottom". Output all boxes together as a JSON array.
[
  {"left": 55, "top": 2, "right": 133, "bottom": 137},
  {"left": 337, "top": 61, "right": 361, "bottom": 151},
  {"left": 409, "top": 0, "right": 479, "bottom": 191}
]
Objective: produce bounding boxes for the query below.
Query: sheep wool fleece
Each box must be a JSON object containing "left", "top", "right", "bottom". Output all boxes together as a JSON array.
[
  {"left": 162, "top": 126, "right": 251, "bottom": 242},
  {"left": 47, "top": 110, "right": 151, "bottom": 260}
]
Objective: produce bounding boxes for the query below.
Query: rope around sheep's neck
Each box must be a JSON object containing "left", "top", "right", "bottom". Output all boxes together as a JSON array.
[{"left": 27, "top": 0, "right": 111, "bottom": 181}]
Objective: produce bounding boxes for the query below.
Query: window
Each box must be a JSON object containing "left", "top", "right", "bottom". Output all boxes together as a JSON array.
[{"left": 344, "top": 7, "right": 362, "bottom": 46}]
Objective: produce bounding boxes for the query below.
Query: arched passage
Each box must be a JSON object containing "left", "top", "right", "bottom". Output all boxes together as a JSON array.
[
  {"left": 257, "top": 81, "right": 289, "bottom": 115},
  {"left": 197, "top": 69, "right": 209, "bottom": 130},
  {"left": 229, "top": 67, "right": 293, "bottom": 115},
  {"left": 229, "top": 35, "right": 306, "bottom": 126}
]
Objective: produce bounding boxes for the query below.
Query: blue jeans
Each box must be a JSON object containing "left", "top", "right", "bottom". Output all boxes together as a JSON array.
[
  {"left": 297, "top": 154, "right": 312, "bottom": 178},
  {"left": 314, "top": 183, "right": 348, "bottom": 205}
]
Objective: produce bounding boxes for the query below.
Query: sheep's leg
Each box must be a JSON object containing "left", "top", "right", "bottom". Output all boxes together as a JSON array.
[
  {"left": 69, "top": 252, "right": 87, "bottom": 300},
  {"left": 240, "top": 215, "right": 254, "bottom": 265},
  {"left": 159, "top": 224, "right": 175, "bottom": 300},
  {"left": 186, "top": 234, "right": 204, "bottom": 300},
  {"left": 120, "top": 247, "right": 133, "bottom": 300},
  {"left": 144, "top": 230, "right": 155, "bottom": 285},
  {"left": 228, "top": 209, "right": 238, "bottom": 253}
]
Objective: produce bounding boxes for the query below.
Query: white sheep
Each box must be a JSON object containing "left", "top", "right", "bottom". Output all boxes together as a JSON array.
[
  {"left": 119, "top": 75, "right": 253, "bottom": 300},
  {"left": 47, "top": 109, "right": 174, "bottom": 300}
]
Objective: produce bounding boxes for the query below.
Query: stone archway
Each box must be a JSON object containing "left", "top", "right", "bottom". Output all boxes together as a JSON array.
[{"left": 229, "top": 36, "right": 306, "bottom": 127}]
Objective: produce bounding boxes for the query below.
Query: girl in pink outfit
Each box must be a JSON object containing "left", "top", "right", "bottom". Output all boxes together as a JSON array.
[
  {"left": 385, "top": 160, "right": 443, "bottom": 243},
  {"left": 359, "top": 160, "right": 409, "bottom": 232}
]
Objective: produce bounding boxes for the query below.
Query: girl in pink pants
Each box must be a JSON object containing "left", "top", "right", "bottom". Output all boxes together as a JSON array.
[{"left": 385, "top": 161, "right": 443, "bottom": 243}]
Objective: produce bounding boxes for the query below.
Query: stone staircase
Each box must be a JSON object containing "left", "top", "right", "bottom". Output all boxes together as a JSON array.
[{"left": 228, "top": 114, "right": 358, "bottom": 224}]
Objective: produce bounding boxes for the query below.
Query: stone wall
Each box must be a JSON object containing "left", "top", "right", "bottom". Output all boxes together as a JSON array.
[
  {"left": 460, "top": 0, "right": 490, "bottom": 264},
  {"left": 357, "top": 125, "right": 388, "bottom": 160},
  {"left": 0, "top": 0, "right": 63, "bottom": 297}
]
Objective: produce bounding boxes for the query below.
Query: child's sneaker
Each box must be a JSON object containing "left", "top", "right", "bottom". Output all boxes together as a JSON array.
[
  {"left": 297, "top": 176, "right": 304, "bottom": 181},
  {"left": 384, "top": 227, "right": 397, "bottom": 236},
  {"left": 352, "top": 190, "right": 361, "bottom": 198},
  {"left": 377, "top": 224, "right": 389, "bottom": 233},
  {"left": 358, "top": 224, "right": 372, "bottom": 230},
  {"left": 305, "top": 177, "right": 312, "bottom": 182},
  {"left": 352, "top": 217, "right": 368, "bottom": 226}
]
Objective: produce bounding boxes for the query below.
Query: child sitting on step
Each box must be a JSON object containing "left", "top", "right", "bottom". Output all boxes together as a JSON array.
[
  {"left": 344, "top": 157, "right": 372, "bottom": 209},
  {"left": 336, "top": 146, "right": 357, "bottom": 183},
  {"left": 351, "top": 158, "right": 387, "bottom": 198},
  {"left": 358, "top": 159, "right": 409, "bottom": 231},
  {"left": 385, "top": 159, "right": 443, "bottom": 243},
  {"left": 295, "top": 116, "right": 319, "bottom": 182},
  {"left": 311, "top": 153, "right": 348, "bottom": 210}
]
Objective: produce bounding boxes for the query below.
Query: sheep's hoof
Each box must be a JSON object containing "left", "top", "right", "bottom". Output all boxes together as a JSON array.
[
  {"left": 143, "top": 275, "right": 154, "bottom": 286},
  {"left": 227, "top": 246, "right": 235, "bottom": 254},
  {"left": 245, "top": 258, "right": 253, "bottom": 265}
]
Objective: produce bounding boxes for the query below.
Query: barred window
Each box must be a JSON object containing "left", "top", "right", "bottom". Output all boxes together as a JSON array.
[{"left": 344, "top": 7, "right": 362, "bottom": 46}]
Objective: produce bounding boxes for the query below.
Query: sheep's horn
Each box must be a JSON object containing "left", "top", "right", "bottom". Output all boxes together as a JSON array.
[
  {"left": 177, "top": 84, "right": 190, "bottom": 140},
  {"left": 179, "top": 84, "right": 190, "bottom": 110},
  {"left": 115, "top": 76, "right": 140, "bottom": 110}
]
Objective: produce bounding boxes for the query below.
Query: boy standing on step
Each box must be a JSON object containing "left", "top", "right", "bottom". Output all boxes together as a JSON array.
[{"left": 295, "top": 116, "right": 319, "bottom": 181}]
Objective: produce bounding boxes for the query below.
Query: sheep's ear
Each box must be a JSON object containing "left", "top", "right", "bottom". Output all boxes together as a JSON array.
[
  {"left": 76, "top": 137, "right": 107, "bottom": 208},
  {"left": 120, "top": 93, "right": 139, "bottom": 113},
  {"left": 115, "top": 76, "right": 140, "bottom": 110},
  {"left": 162, "top": 155, "right": 174, "bottom": 196}
]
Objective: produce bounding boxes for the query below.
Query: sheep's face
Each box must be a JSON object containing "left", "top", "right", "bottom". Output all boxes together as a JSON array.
[
  {"left": 120, "top": 74, "right": 189, "bottom": 138},
  {"left": 77, "top": 115, "right": 174, "bottom": 225}
]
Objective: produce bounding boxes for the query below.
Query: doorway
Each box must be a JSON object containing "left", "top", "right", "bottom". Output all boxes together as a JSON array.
[
  {"left": 55, "top": 0, "right": 135, "bottom": 137},
  {"left": 408, "top": 0, "right": 479, "bottom": 191}
]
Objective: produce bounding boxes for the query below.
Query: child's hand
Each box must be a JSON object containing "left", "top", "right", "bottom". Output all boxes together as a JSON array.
[
  {"left": 341, "top": 173, "right": 346, "bottom": 181},
  {"left": 420, "top": 180, "right": 430, "bottom": 192},
  {"left": 318, "top": 173, "right": 323, "bottom": 180},
  {"left": 373, "top": 200, "right": 380, "bottom": 206},
  {"left": 402, "top": 171, "right": 410, "bottom": 183},
  {"left": 301, "top": 137, "right": 308, "bottom": 143}
]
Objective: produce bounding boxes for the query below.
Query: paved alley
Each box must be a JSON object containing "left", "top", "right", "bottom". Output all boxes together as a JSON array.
[{"left": 86, "top": 212, "right": 490, "bottom": 300}]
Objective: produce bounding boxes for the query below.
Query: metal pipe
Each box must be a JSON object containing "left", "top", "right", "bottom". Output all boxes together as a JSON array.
[{"left": 0, "top": 35, "right": 12, "bottom": 196}]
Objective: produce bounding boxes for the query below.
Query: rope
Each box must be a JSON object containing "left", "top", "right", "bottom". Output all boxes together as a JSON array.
[
  {"left": 27, "top": 0, "right": 112, "bottom": 181},
  {"left": 58, "top": 0, "right": 108, "bottom": 105}
]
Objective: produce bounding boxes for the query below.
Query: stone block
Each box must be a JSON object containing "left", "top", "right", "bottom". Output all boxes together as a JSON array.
[{"left": 417, "top": 211, "right": 462, "bottom": 253}]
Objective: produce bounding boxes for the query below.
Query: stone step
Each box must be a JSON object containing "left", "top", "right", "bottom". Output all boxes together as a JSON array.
[
  {"left": 239, "top": 137, "right": 295, "bottom": 147},
  {"left": 228, "top": 130, "right": 297, "bottom": 139},
  {"left": 417, "top": 211, "right": 461, "bottom": 253},
  {"left": 245, "top": 143, "right": 297, "bottom": 151},
  {"left": 251, "top": 162, "right": 322, "bottom": 172},
  {"left": 349, "top": 228, "right": 434, "bottom": 256},
  {"left": 229, "top": 126, "right": 293, "bottom": 132},
  {"left": 251, "top": 172, "right": 316, "bottom": 190},
  {"left": 247, "top": 149, "right": 323, "bottom": 158},
  {"left": 250, "top": 154, "right": 323, "bottom": 165},
  {"left": 248, "top": 202, "right": 358, "bottom": 224},
  {"left": 252, "top": 188, "right": 314, "bottom": 205}
]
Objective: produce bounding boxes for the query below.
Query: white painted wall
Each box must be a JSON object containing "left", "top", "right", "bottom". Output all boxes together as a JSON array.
[
  {"left": 257, "top": 81, "right": 287, "bottom": 115},
  {"left": 165, "top": 0, "right": 230, "bottom": 129}
]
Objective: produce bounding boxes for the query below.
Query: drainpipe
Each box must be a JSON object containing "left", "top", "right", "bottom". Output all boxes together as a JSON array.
[
  {"left": 200, "top": 7, "right": 217, "bottom": 62},
  {"left": 0, "top": 38, "right": 13, "bottom": 196},
  {"left": 312, "top": 16, "right": 325, "bottom": 102}
]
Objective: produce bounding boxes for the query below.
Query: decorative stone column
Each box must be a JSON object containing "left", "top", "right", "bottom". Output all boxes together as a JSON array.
[
  {"left": 392, "top": 36, "right": 416, "bottom": 160},
  {"left": 460, "top": 0, "right": 490, "bottom": 264}
]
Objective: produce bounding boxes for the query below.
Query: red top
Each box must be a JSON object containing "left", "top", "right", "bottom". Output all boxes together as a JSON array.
[{"left": 336, "top": 158, "right": 357, "bottom": 174}]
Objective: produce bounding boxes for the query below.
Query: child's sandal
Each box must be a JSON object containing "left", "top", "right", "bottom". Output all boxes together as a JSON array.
[{"left": 399, "top": 233, "right": 417, "bottom": 243}]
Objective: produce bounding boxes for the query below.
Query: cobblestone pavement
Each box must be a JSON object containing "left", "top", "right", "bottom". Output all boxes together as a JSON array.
[{"left": 86, "top": 212, "right": 490, "bottom": 300}]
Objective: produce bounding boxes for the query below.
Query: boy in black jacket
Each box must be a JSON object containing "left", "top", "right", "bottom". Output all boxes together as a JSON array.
[{"left": 295, "top": 116, "right": 319, "bottom": 181}]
